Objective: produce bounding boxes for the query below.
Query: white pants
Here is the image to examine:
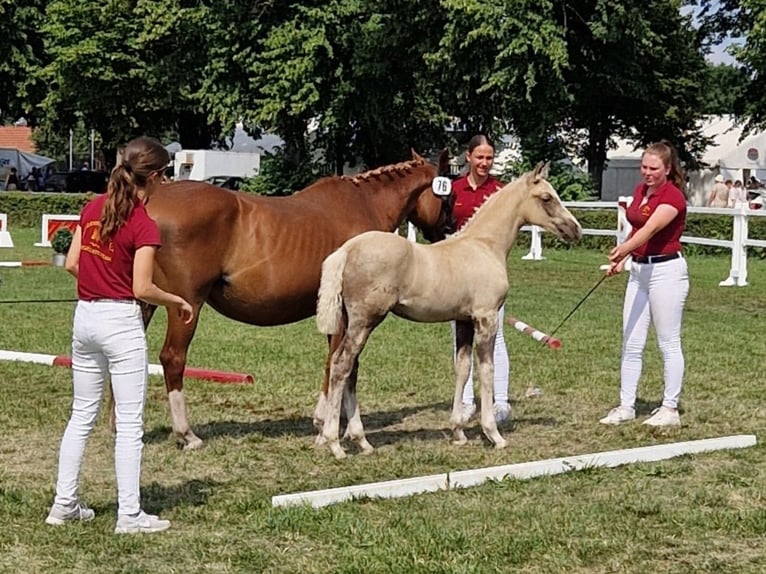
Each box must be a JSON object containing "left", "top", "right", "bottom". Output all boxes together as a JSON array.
[
  {"left": 620, "top": 257, "right": 689, "bottom": 409},
  {"left": 452, "top": 304, "right": 510, "bottom": 404},
  {"left": 53, "top": 300, "right": 149, "bottom": 516}
]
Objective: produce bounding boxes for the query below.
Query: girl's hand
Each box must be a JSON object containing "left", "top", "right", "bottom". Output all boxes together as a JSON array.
[
  {"left": 176, "top": 299, "right": 194, "bottom": 324},
  {"left": 606, "top": 258, "right": 626, "bottom": 276}
]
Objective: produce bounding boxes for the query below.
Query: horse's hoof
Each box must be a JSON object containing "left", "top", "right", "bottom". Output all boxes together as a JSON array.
[
  {"left": 182, "top": 435, "right": 204, "bottom": 450},
  {"left": 451, "top": 432, "right": 468, "bottom": 446},
  {"left": 329, "top": 443, "right": 347, "bottom": 459},
  {"left": 358, "top": 440, "right": 375, "bottom": 455},
  {"left": 493, "top": 438, "right": 508, "bottom": 450}
]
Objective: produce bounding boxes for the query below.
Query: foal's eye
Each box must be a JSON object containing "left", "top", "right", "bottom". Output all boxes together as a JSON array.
[{"left": 541, "top": 193, "right": 552, "bottom": 202}]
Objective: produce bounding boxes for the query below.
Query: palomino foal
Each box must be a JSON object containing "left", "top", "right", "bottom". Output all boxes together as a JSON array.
[{"left": 315, "top": 162, "right": 581, "bottom": 459}]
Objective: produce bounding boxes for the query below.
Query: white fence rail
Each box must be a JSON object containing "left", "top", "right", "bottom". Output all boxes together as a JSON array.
[{"left": 521, "top": 198, "right": 766, "bottom": 287}]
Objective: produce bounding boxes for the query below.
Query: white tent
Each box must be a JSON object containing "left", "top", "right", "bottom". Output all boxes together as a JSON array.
[
  {"left": 602, "top": 115, "right": 766, "bottom": 205},
  {"left": 0, "top": 148, "right": 56, "bottom": 190}
]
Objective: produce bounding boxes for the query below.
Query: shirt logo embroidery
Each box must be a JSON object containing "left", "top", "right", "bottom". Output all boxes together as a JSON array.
[
  {"left": 82, "top": 220, "right": 114, "bottom": 262},
  {"left": 640, "top": 205, "right": 652, "bottom": 217}
]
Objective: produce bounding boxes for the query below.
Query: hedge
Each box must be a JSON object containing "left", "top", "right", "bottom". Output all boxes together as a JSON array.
[{"left": 0, "top": 192, "right": 92, "bottom": 228}]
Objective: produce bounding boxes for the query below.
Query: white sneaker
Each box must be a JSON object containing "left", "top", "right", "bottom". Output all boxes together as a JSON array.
[
  {"left": 642, "top": 406, "right": 681, "bottom": 427},
  {"left": 114, "top": 511, "right": 171, "bottom": 534},
  {"left": 45, "top": 502, "right": 95, "bottom": 525},
  {"left": 460, "top": 402, "right": 477, "bottom": 423},
  {"left": 493, "top": 402, "right": 511, "bottom": 425},
  {"left": 599, "top": 406, "right": 636, "bottom": 425}
]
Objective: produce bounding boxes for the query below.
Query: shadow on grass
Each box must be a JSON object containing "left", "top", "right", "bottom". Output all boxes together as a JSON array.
[
  {"left": 141, "top": 478, "right": 222, "bottom": 514},
  {"left": 144, "top": 402, "right": 559, "bottom": 448}
]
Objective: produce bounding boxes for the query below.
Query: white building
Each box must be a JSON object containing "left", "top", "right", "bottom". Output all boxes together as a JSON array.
[{"left": 601, "top": 116, "right": 766, "bottom": 205}]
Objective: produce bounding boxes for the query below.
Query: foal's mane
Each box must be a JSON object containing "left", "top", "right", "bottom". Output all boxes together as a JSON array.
[
  {"left": 454, "top": 176, "right": 520, "bottom": 236},
  {"left": 340, "top": 157, "right": 428, "bottom": 186}
]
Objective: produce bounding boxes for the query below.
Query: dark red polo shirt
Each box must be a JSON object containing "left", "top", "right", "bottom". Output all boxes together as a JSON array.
[
  {"left": 626, "top": 180, "right": 687, "bottom": 257},
  {"left": 452, "top": 175, "right": 504, "bottom": 230},
  {"left": 76, "top": 194, "right": 162, "bottom": 301}
]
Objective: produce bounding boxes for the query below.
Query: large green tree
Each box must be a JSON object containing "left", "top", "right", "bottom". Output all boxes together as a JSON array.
[{"left": 0, "top": 0, "right": 47, "bottom": 124}]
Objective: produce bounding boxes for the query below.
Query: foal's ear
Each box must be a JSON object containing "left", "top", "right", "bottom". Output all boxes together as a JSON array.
[{"left": 532, "top": 161, "right": 551, "bottom": 182}]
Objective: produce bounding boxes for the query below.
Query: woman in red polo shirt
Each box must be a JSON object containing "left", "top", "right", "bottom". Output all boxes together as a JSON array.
[
  {"left": 450, "top": 134, "right": 511, "bottom": 425},
  {"left": 601, "top": 140, "right": 689, "bottom": 428},
  {"left": 46, "top": 137, "right": 193, "bottom": 534}
]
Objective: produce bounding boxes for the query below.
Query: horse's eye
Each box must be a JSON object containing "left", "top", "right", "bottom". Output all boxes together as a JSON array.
[{"left": 541, "top": 193, "right": 552, "bottom": 202}]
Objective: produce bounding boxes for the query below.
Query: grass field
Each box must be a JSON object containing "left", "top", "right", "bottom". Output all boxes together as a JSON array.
[{"left": 1, "top": 227, "right": 764, "bottom": 573}]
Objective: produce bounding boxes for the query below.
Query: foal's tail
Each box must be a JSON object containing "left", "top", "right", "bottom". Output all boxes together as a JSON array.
[{"left": 316, "top": 247, "right": 348, "bottom": 335}]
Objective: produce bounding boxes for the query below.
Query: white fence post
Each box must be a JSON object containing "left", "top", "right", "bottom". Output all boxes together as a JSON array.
[
  {"left": 521, "top": 225, "right": 545, "bottom": 260},
  {"left": 719, "top": 204, "right": 749, "bottom": 287}
]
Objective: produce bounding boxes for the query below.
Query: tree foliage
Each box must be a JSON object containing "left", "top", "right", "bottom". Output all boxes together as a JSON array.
[{"left": 2, "top": 0, "right": 766, "bottom": 193}]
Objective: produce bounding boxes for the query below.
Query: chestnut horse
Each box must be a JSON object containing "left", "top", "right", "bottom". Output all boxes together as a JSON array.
[
  {"left": 140, "top": 150, "right": 453, "bottom": 449},
  {"left": 315, "top": 162, "right": 582, "bottom": 459}
]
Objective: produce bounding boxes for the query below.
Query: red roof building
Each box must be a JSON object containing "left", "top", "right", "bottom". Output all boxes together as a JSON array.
[{"left": 0, "top": 126, "right": 36, "bottom": 153}]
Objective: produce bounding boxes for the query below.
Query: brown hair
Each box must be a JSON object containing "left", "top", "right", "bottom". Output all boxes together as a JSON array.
[
  {"left": 643, "top": 140, "right": 685, "bottom": 191},
  {"left": 466, "top": 134, "right": 495, "bottom": 154},
  {"left": 100, "top": 137, "right": 168, "bottom": 240}
]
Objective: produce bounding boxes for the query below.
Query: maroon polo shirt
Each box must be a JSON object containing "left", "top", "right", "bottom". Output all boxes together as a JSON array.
[
  {"left": 76, "top": 194, "right": 161, "bottom": 301},
  {"left": 452, "top": 175, "right": 504, "bottom": 230},
  {"left": 626, "top": 180, "right": 687, "bottom": 257}
]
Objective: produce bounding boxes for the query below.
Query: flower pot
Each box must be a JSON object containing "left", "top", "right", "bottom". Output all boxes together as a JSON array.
[{"left": 52, "top": 253, "right": 67, "bottom": 267}]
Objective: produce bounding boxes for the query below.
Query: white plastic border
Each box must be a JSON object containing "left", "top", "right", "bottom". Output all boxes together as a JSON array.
[
  {"left": 272, "top": 435, "right": 757, "bottom": 508},
  {"left": 0, "top": 213, "right": 12, "bottom": 247}
]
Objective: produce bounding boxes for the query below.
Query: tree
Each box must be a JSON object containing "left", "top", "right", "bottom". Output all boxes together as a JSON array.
[
  {"left": 36, "top": 0, "right": 245, "bottom": 164},
  {"left": 700, "top": 0, "right": 766, "bottom": 133},
  {"left": 0, "top": 0, "right": 47, "bottom": 124},
  {"left": 700, "top": 63, "right": 747, "bottom": 116},
  {"left": 428, "top": 0, "right": 570, "bottom": 160},
  {"left": 559, "top": 0, "right": 709, "bottom": 190}
]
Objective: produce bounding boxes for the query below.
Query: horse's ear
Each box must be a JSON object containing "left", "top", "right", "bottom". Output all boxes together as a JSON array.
[
  {"left": 411, "top": 149, "right": 424, "bottom": 162},
  {"left": 438, "top": 148, "right": 450, "bottom": 176},
  {"left": 533, "top": 161, "right": 551, "bottom": 182}
]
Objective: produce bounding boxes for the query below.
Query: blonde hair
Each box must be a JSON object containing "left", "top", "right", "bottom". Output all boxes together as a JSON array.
[
  {"left": 100, "top": 137, "right": 168, "bottom": 241},
  {"left": 644, "top": 140, "right": 685, "bottom": 191}
]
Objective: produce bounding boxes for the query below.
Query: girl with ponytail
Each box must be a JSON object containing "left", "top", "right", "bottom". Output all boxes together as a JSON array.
[{"left": 47, "top": 137, "right": 193, "bottom": 534}]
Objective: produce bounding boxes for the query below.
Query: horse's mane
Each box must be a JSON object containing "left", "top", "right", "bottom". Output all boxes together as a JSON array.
[
  {"left": 454, "top": 178, "right": 517, "bottom": 236},
  {"left": 339, "top": 157, "right": 428, "bottom": 186}
]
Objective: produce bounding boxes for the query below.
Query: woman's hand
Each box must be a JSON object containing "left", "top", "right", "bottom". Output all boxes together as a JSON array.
[
  {"left": 606, "top": 258, "right": 626, "bottom": 276},
  {"left": 175, "top": 299, "right": 194, "bottom": 325},
  {"left": 606, "top": 245, "right": 629, "bottom": 276}
]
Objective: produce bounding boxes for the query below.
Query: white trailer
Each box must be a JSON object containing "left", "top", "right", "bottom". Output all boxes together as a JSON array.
[{"left": 173, "top": 150, "right": 261, "bottom": 181}]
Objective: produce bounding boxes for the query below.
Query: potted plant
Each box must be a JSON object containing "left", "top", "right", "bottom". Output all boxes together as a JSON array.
[{"left": 51, "top": 227, "right": 73, "bottom": 267}]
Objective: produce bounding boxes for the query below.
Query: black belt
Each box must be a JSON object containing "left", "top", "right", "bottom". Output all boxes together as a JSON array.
[{"left": 632, "top": 252, "right": 681, "bottom": 264}]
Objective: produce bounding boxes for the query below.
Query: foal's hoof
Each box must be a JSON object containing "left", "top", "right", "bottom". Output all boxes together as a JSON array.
[
  {"left": 183, "top": 437, "right": 204, "bottom": 451},
  {"left": 329, "top": 442, "right": 347, "bottom": 460},
  {"left": 493, "top": 438, "right": 508, "bottom": 450},
  {"left": 357, "top": 439, "right": 375, "bottom": 456},
  {"left": 451, "top": 430, "right": 468, "bottom": 446}
]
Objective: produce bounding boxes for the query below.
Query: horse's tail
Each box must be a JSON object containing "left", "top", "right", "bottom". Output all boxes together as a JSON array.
[{"left": 316, "top": 247, "right": 348, "bottom": 335}]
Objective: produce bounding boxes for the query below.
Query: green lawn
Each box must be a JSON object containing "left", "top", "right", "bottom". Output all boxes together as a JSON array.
[{"left": 1, "top": 228, "right": 764, "bottom": 573}]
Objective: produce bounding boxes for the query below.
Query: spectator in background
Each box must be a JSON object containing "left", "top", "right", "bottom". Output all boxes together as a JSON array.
[
  {"left": 4, "top": 167, "right": 19, "bottom": 191},
  {"left": 35, "top": 167, "right": 46, "bottom": 191},
  {"left": 729, "top": 179, "right": 747, "bottom": 207},
  {"left": 707, "top": 174, "right": 729, "bottom": 208}
]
